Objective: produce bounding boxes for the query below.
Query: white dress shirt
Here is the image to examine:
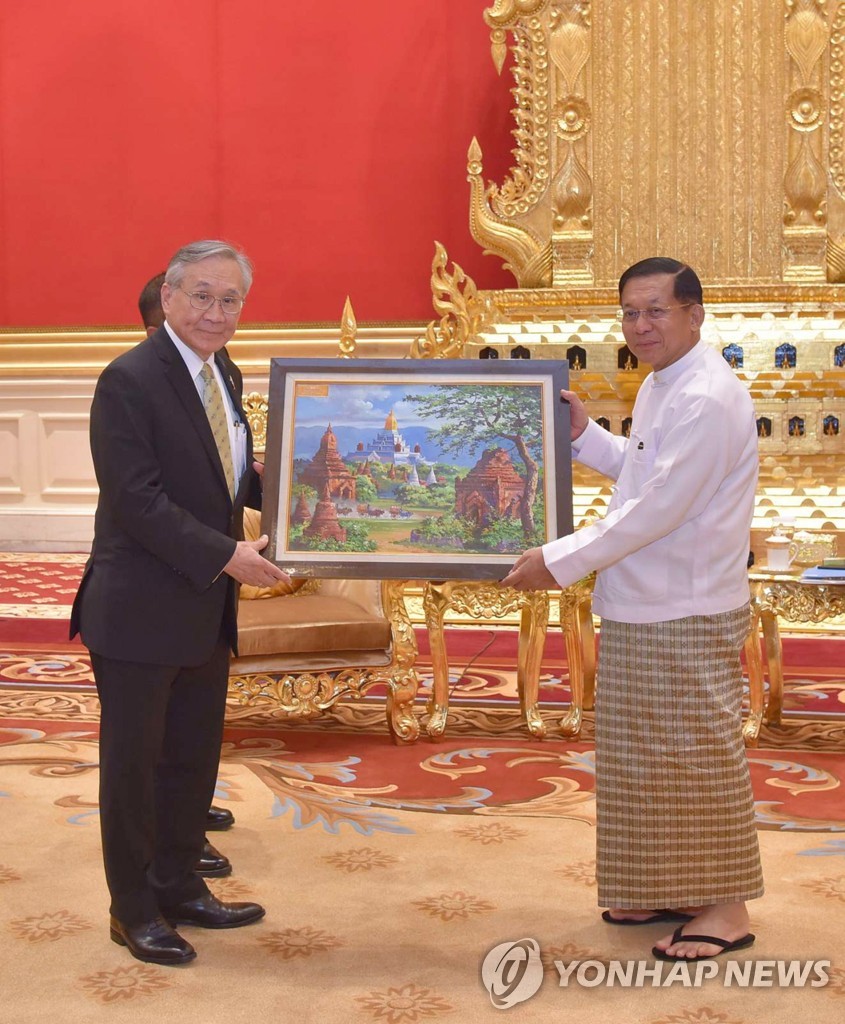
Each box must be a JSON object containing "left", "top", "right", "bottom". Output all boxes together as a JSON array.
[
  {"left": 542, "top": 341, "right": 758, "bottom": 623},
  {"left": 164, "top": 321, "right": 247, "bottom": 485}
]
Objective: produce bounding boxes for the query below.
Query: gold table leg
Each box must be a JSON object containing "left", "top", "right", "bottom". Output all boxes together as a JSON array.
[
  {"left": 558, "top": 581, "right": 596, "bottom": 738},
  {"left": 578, "top": 598, "right": 596, "bottom": 712},
  {"left": 422, "top": 581, "right": 550, "bottom": 738},
  {"left": 517, "top": 591, "right": 550, "bottom": 738},
  {"left": 760, "top": 608, "right": 784, "bottom": 725},
  {"left": 742, "top": 612, "right": 764, "bottom": 748},
  {"left": 382, "top": 579, "right": 421, "bottom": 744},
  {"left": 422, "top": 582, "right": 453, "bottom": 739},
  {"left": 743, "top": 581, "right": 785, "bottom": 747}
]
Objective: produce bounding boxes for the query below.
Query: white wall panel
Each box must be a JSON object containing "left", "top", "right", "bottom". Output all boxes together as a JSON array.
[{"left": 0, "top": 413, "right": 25, "bottom": 496}]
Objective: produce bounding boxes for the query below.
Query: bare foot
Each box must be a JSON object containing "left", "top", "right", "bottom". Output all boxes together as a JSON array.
[{"left": 653, "top": 902, "right": 751, "bottom": 959}]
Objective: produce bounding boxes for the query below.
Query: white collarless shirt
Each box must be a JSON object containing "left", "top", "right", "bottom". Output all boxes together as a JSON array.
[{"left": 542, "top": 342, "right": 758, "bottom": 623}]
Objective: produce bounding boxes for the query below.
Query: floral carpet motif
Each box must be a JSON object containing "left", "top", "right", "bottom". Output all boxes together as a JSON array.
[
  {"left": 355, "top": 982, "right": 454, "bottom": 1024},
  {"left": 1, "top": 711, "right": 844, "bottom": 835}
]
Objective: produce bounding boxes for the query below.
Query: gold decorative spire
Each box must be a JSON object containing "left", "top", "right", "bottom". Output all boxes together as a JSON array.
[
  {"left": 384, "top": 410, "right": 398, "bottom": 431},
  {"left": 410, "top": 242, "right": 495, "bottom": 360},
  {"left": 338, "top": 296, "right": 358, "bottom": 358}
]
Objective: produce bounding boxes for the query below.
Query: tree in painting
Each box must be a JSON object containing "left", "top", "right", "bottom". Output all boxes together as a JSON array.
[{"left": 404, "top": 384, "right": 543, "bottom": 537}]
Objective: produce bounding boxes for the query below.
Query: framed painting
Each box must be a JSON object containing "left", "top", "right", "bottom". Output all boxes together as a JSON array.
[{"left": 261, "top": 358, "right": 572, "bottom": 580}]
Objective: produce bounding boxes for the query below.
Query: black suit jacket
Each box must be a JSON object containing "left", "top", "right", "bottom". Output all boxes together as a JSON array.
[{"left": 71, "top": 326, "right": 260, "bottom": 665}]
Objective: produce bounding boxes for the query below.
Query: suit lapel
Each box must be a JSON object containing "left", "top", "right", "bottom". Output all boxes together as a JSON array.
[
  {"left": 217, "top": 349, "right": 245, "bottom": 416},
  {"left": 152, "top": 328, "right": 232, "bottom": 502}
]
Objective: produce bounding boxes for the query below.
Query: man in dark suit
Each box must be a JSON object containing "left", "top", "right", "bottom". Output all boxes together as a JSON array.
[
  {"left": 138, "top": 270, "right": 239, "bottom": 872},
  {"left": 72, "top": 240, "right": 290, "bottom": 966},
  {"left": 138, "top": 271, "right": 167, "bottom": 336}
]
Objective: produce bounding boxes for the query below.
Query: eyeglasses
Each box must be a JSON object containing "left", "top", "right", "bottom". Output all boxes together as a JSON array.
[
  {"left": 617, "top": 303, "right": 692, "bottom": 324},
  {"left": 178, "top": 287, "right": 244, "bottom": 315}
]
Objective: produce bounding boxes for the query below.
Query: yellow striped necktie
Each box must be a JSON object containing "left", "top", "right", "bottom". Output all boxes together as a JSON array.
[{"left": 199, "top": 362, "right": 236, "bottom": 500}]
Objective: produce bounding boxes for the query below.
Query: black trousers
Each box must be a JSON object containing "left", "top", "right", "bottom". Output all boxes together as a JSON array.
[{"left": 91, "top": 639, "right": 230, "bottom": 924}]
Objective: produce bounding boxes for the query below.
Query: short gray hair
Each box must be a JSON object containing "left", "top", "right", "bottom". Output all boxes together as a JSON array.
[{"left": 165, "top": 239, "right": 254, "bottom": 294}]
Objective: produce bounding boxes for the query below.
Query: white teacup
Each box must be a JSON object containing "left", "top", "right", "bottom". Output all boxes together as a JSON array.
[{"left": 765, "top": 535, "right": 798, "bottom": 572}]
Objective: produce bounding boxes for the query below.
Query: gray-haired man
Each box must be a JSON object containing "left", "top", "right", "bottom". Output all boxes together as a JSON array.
[{"left": 72, "top": 240, "right": 289, "bottom": 965}]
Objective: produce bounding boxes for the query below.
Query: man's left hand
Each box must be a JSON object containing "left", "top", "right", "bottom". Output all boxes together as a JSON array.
[{"left": 500, "top": 547, "right": 558, "bottom": 590}]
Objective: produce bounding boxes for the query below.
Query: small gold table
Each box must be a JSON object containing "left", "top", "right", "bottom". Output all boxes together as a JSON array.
[
  {"left": 422, "top": 581, "right": 550, "bottom": 738},
  {"left": 744, "top": 569, "right": 845, "bottom": 744},
  {"left": 420, "top": 578, "right": 598, "bottom": 739}
]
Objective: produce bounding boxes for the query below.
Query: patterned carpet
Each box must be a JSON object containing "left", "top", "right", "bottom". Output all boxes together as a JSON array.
[{"left": 2, "top": 553, "right": 845, "bottom": 1022}]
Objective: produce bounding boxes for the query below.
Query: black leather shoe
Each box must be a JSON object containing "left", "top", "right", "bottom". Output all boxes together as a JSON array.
[
  {"left": 206, "top": 805, "right": 235, "bottom": 831},
  {"left": 162, "top": 892, "right": 265, "bottom": 929},
  {"left": 109, "top": 915, "right": 196, "bottom": 965},
  {"left": 195, "top": 839, "right": 232, "bottom": 878}
]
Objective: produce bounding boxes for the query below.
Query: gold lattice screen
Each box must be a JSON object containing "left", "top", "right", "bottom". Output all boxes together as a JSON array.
[
  {"left": 590, "top": 1, "right": 786, "bottom": 286},
  {"left": 469, "top": 0, "right": 845, "bottom": 293}
]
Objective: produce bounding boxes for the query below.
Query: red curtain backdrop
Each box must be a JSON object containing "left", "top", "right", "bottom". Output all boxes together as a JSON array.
[{"left": 0, "top": 1, "right": 517, "bottom": 327}]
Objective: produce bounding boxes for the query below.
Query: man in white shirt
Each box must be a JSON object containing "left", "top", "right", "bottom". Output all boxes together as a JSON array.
[{"left": 503, "top": 257, "right": 763, "bottom": 962}]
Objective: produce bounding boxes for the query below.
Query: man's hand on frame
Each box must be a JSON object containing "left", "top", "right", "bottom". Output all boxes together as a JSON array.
[
  {"left": 223, "top": 535, "right": 291, "bottom": 588},
  {"left": 500, "top": 546, "right": 558, "bottom": 591}
]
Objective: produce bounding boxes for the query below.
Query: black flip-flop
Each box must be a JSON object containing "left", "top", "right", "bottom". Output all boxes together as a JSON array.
[
  {"left": 652, "top": 926, "right": 756, "bottom": 962},
  {"left": 601, "top": 910, "right": 694, "bottom": 926}
]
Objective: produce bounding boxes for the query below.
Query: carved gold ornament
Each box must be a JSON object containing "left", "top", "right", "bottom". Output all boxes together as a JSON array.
[
  {"left": 784, "top": 1, "right": 828, "bottom": 84},
  {"left": 788, "top": 87, "right": 823, "bottom": 131},
  {"left": 830, "top": 5, "right": 845, "bottom": 194},
  {"left": 553, "top": 96, "right": 590, "bottom": 141},
  {"left": 553, "top": 144, "right": 592, "bottom": 228},
  {"left": 784, "top": 136, "right": 827, "bottom": 225},
  {"left": 467, "top": 138, "right": 554, "bottom": 288},
  {"left": 410, "top": 242, "right": 495, "bottom": 359},
  {"left": 549, "top": 16, "right": 591, "bottom": 88},
  {"left": 493, "top": 20, "right": 550, "bottom": 219},
  {"left": 485, "top": 0, "right": 551, "bottom": 29},
  {"left": 242, "top": 392, "right": 268, "bottom": 454}
]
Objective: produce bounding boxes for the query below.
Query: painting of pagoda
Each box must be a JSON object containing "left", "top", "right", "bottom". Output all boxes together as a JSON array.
[
  {"left": 297, "top": 424, "right": 357, "bottom": 501},
  {"left": 281, "top": 375, "right": 555, "bottom": 562},
  {"left": 345, "top": 410, "right": 431, "bottom": 468},
  {"left": 455, "top": 448, "right": 525, "bottom": 525}
]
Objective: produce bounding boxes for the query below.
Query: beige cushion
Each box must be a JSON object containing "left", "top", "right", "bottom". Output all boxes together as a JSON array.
[
  {"left": 236, "top": 507, "right": 393, "bottom": 671},
  {"left": 237, "top": 593, "right": 391, "bottom": 657}
]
